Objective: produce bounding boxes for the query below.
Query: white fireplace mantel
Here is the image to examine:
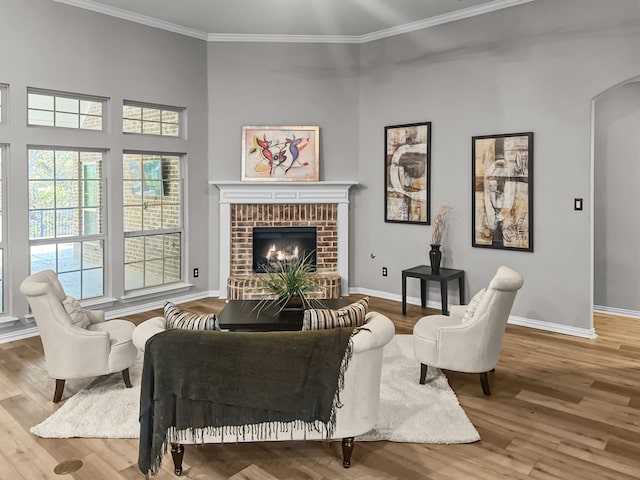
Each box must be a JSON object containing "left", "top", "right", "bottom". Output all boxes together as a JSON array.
[{"left": 209, "top": 181, "right": 359, "bottom": 298}]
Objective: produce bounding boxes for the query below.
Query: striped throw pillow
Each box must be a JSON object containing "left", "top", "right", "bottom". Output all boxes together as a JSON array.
[
  {"left": 302, "top": 297, "right": 369, "bottom": 330},
  {"left": 164, "top": 302, "right": 219, "bottom": 331}
]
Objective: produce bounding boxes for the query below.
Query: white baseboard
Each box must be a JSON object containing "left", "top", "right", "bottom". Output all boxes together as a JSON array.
[
  {"left": 105, "top": 289, "right": 220, "bottom": 319},
  {"left": 0, "top": 326, "right": 40, "bottom": 344},
  {"left": 507, "top": 315, "right": 597, "bottom": 339},
  {"left": 350, "top": 286, "right": 598, "bottom": 339},
  {"left": 348, "top": 287, "right": 404, "bottom": 304},
  {"left": 593, "top": 305, "right": 640, "bottom": 320}
]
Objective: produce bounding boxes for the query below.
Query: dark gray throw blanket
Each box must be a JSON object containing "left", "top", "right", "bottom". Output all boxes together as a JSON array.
[{"left": 138, "top": 327, "right": 356, "bottom": 475}]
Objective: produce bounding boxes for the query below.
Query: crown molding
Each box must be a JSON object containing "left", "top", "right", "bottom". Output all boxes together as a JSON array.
[
  {"left": 358, "top": 0, "right": 535, "bottom": 43},
  {"left": 53, "top": 0, "right": 209, "bottom": 40},
  {"left": 55, "top": 0, "right": 534, "bottom": 44},
  {"left": 206, "top": 33, "right": 360, "bottom": 44}
]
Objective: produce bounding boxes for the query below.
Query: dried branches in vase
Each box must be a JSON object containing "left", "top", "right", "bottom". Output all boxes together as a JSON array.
[
  {"left": 429, "top": 203, "right": 452, "bottom": 274},
  {"left": 431, "top": 203, "right": 452, "bottom": 246}
]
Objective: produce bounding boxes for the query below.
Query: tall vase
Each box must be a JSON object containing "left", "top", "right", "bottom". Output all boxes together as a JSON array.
[{"left": 429, "top": 244, "right": 442, "bottom": 274}]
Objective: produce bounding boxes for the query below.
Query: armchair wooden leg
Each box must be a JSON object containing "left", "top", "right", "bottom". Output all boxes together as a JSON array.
[
  {"left": 171, "top": 443, "right": 184, "bottom": 476},
  {"left": 341, "top": 437, "right": 354, "bottom": 468},
  {"left": 53, "top": 379, "right": 65, "bottom": 403},
  {"left": 419, "top": 364, "right": 428, "bottom": 384},
  {"left": 479, "top": 372, "right": 491, "bottom": 396},
  {"left": 122, "top": 368, "right": 132, "bottom": 388}
]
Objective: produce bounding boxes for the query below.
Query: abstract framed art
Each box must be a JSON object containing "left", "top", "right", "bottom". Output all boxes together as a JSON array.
[
  {"left": 384, "top": 122, "right": 431, "bottom": 225},
  {"left": 241, "top": 125, "right": 320, "bottom": 182},
  {"left": 472, "top": 132, "right": 533, "bottom": 251}
]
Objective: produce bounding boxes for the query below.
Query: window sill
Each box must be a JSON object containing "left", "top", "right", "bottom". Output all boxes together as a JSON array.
[
  {"left": 0, "top": 315, "right": 20, "bottom": 328},
  {"left": 81, "top": 297, "right": 118, "bottom": 310},
  {"left": 120, "top": 282, "right": 194, "bottom": 303}
]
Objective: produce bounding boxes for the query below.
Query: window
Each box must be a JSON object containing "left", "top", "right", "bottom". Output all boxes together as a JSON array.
[
  {"left": 28, "top": 147, "right": 105, "bottom": 299},
  {"left": 0, "top": 145, "right": 5, "bottom": 312},
  {"left": 123, "top": 152, "right": 182, "bottom": 290},
  {"left": 0, "top": 84, "right": 7, "bottom": 124},
  {"left": 27, "top": 89, "right": 104, "bottom": 130},
  {"left": 123, "top": 101, "right": 182, "bottom": 137}
]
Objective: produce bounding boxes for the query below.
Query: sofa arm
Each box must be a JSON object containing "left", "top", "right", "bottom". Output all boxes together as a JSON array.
[
  {"left": 132, "top": 316, "right": 167, "bottom": 352},
  {"left": 351, "top": 312, "right": 395, "bottom": 353}
]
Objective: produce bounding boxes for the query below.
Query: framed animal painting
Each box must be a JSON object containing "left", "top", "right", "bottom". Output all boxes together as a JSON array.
[{"left": 241, "top": 126, "right": 320, "bottom": 182}]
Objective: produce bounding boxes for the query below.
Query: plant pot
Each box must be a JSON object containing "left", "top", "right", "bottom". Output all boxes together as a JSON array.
[
  {"left": 282, "top": 296, "right": 304, "bottom": 312},
  {"left": 429, "top": 244, "right": 442, "bottom": 274}
]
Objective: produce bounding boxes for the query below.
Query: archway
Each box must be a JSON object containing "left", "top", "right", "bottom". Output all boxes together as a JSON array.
[{"left": 591, "top": 76, "right": 640, "bottom": 328}]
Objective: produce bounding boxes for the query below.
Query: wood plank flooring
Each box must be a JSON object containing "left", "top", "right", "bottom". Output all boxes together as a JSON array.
[{"left": 0, "top": 295, "right": 639, "bottom": 479}]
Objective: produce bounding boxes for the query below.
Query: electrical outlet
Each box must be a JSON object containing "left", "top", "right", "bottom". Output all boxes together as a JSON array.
[
  {"left": 193, "top": 268, "right": 199, "bottom": 278},
  {"left": 382, "top": 267, "right": 388, "bottom": 277}
]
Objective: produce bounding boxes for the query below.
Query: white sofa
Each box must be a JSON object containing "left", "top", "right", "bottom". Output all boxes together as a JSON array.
[{"left": 139, "top": 311, "right": 395, "bottom": 474}]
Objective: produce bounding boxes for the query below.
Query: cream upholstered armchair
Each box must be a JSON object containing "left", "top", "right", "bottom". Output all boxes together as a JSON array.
[
  {"left": 412, "top": 265, "right": 523, "bottom": 395},
  {"left": 20, "top": 270, "right": 137, "bottom": 403}
]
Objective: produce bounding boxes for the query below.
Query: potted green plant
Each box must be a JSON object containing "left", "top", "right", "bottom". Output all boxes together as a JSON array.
[{"left": 254, "top": 250, "right": 325, "bottom": 314}]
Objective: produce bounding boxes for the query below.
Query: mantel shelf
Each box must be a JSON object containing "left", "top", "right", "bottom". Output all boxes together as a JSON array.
[
  {"left": 209, "top": 180, "right": 359, "bottom": 205},
  {"left": 208, "top": 180, "right": 359, "bottom": 187}
]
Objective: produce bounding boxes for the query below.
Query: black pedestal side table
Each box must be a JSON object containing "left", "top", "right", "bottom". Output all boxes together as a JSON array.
[{"left": 401, "top": 265, "right": 465, "bottom": 316}]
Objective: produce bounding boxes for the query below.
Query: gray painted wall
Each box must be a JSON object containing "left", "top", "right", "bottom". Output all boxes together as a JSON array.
[
  {"left": 3, "top": 0, "right": 640, "bottom": 339},
  {"left": 207, "top": 42, "right": 360, "bottom": 180},
  {"left": 355, "top": 0, "right": 640, "bottom": 332},
  {"left": 0, "top": 0, "right": 209, "bottom": 327},
  {"left": 206, "top": 41, "right": 361, "bottom": 290},
  {"left": 204, "top": 0, "right": 640, "bottom": 333},
  {"left": 594, "top": 81, "right": 640, "bottom": 311}
]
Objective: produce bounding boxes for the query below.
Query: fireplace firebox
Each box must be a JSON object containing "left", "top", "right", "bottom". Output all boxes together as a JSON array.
[{"left": 252, "top": 226, "right": 317, "bottom": 272}]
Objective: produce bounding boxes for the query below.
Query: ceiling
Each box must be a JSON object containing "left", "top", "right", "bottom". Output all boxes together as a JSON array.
[{"left": 54, "top": 0, "right": 534, "bottom": 42}]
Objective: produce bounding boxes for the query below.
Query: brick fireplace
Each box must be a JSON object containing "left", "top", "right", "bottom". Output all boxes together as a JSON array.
[{"left": 210, "top": 181, "right": 357, "bottom": 299}]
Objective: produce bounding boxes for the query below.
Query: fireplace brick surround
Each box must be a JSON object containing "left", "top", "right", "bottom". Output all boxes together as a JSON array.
[
  {"left": 210, "top": 181, "right": 357, "bottom": 300},
  {"left": 227, "top": 203, "right": 340, "bottom": 300},
  {"left": 231, "top": 204, "right": 337, "bottom": 276}
]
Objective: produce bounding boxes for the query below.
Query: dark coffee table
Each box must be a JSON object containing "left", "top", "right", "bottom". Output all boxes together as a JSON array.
[{"left": 218, "top": 299, "right": 352, "bottom": 331}]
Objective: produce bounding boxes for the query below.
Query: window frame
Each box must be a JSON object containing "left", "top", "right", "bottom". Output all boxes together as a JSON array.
[
  {"left": 27, "top": 146, "right": 108, "bottom": 300},
  {"left": 122, "top": 151, "right": 184, "bottom": 292},
  {"left": 122, "top": 100, "right": 184, "bottom": 138},
  {"left": 27, "top": 88, "right": 107, "bottom": 131},
  {"left": 0, "top": 144, "right": 6, "bottom": 312},
  {"left": 0, "top": 84, "right": 7, "bottom": 125}
]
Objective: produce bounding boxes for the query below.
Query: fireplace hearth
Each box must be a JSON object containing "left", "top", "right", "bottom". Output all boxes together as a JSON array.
[{"left": 252, "top": 226, "right": 317, "bottom": 272}]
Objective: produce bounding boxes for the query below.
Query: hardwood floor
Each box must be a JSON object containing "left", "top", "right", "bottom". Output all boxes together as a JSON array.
[{"left": 1, "top": 296, "right": 639, "bottom": 479}]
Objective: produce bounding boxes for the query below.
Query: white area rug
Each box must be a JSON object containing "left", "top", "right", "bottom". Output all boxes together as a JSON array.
[{"left": 30, "top": 334, "right": 480, "bottom": 444}]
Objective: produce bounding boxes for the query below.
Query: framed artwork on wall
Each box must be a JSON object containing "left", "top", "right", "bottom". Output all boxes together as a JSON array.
[
  {"left": 472, "top": 132, "right": 533, "bottom": 251},
  {"left": 384, "top": 122, "right": 431, "bottom": 225},
  {"left": 241, "top": 125, "right": 320, "bottom": 182}
]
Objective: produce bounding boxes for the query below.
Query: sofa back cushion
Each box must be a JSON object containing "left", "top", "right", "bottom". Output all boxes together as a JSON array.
[
  {"left": 302, "top": 297, "right": 369, "bottom": 330},
  {"left": 164, "top": 302, "right": 219, "bottom": 331}
]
